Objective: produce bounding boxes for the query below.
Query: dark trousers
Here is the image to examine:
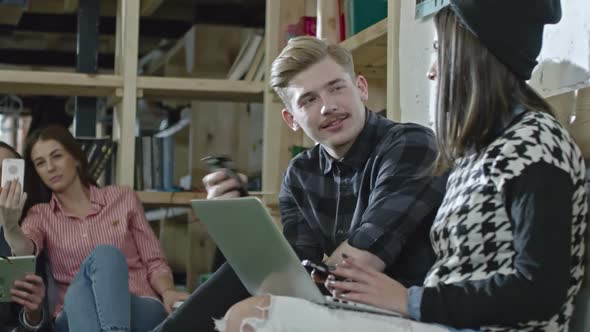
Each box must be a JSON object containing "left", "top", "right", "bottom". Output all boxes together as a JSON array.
[{"left": 152, "top": 262, "right": 250, "bottom": 332}]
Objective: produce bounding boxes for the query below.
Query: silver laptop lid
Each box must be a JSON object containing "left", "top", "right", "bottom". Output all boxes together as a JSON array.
[{"left": 191, "top": 197, "right": 324, "bottom": 302}]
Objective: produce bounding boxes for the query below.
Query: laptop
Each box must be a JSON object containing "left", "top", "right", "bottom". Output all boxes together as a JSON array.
[{"left": 191, "top": 196, "right": 401, "bottom": 317}]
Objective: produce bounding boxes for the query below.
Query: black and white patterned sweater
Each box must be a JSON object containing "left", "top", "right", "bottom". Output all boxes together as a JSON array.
[{"left": 421, "top": 111, "right": 588, "bottom": 331}]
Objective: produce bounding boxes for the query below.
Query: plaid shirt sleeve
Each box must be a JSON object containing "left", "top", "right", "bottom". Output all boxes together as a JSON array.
[
  {"left": 279, "top": 173, "right": 324, "bottom": 263},
  {"left": 348, "top": 126, "right": 446, "bottom": 266}
]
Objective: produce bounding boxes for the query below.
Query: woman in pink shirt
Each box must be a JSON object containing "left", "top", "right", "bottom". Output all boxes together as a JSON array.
[{"left": 3, "top": 125, "right": 188, "bottom": 332}]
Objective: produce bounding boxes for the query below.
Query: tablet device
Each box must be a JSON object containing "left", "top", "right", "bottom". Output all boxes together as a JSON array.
[{"left": 0, "top": 255, "right": 36, "bottom": 302}]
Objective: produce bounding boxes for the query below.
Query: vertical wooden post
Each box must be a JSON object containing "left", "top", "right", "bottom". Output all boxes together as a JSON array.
[
  {"left": 262, "top": 0, "right": 305, "bottom": 204},
  {"left": 571, "top": 88, "right": 590, "bottom": 160},
  {"left": 316, "top": 0, "right": 340, "bottom": 43},
  {"left": 387, "top": 0, "right": 401, "bottom": 121},
  {"left": 113, "top": 0, "right": 140, "bottom": 186},
  {"left": 262, "top": 0, "right": 283, "bottom": 204}
]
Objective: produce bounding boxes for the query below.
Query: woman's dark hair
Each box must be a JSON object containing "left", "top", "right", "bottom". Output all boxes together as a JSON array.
[
  {"left": 433, "top": 7, "right": 555, "bottom": 173},
  {"left": 0, "top": 141, "right": 44, "bottom": 220},
  {"left": 0, "top": 141, "right": 21, "bottom": 159},
  {"left": 24, "top": 125, "right": 96, "bottom": 194}
]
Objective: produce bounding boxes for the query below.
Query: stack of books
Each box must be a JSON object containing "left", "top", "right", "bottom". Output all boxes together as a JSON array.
[
  {"left": 78, "top": 138, "right": 117, "bottom": 184},
  {"left": 227, "top": 31, "right": 266, "bottom": 82}
]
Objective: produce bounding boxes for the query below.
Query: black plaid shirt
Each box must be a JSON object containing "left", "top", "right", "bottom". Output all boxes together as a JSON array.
[{"left": 280, "top": 110, "right": 447, "bottom": 286}]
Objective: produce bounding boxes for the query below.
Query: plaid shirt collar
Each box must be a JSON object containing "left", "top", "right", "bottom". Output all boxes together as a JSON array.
[{"left": 320, "top": 108, "right": 379, "bottom": 175}]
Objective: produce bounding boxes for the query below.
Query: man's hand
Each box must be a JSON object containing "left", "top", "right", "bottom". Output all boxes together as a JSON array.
[
  {"left": 161, "top": 289, "right": 190, "bottom": 314},
  {"left": 325, "top": 241, "right": 385, "bottom": 272},
  {"left": 202, "top": 171, "right": 247, "bottom": 200},
  {"left": 0, "top": 179, "right": 27, "bottom": 230},
  {"left": 11, "top": 274, "right": 45, "bottom": 326}
]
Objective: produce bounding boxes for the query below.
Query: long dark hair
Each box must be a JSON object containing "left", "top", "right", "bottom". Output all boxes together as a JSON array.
[
  {"left": 0, "top": 141, "right": 20, "bottom": 159},
  {"left": 0, "top": 141, "right": 43, "bottom": 219},
  {"left": 433, "top": 7, "right": 554, "bottom": 173},
  {"left": 24, "top": 125, "right": 96, "bottom": 195}
]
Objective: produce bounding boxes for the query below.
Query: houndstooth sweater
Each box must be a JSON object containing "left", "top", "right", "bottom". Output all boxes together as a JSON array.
[{"left": 421, "top": 111, "right": 588, "bottom": 331}]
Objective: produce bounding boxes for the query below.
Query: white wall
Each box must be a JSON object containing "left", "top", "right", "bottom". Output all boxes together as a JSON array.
[
  {"left": 398, "top": 0, "right": 590, "bottom": 126},
  {"left": 530, "top": 0, "right": 590, "bottom": 97},
  {"left": 399, "top": 1, "right": 436, "bottom": 127}
]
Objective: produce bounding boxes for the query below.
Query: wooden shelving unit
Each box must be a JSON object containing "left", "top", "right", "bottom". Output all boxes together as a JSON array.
[
  {"left": 0, "top": 69, "right": 122, "bottom": 97},
  {"left": 340, "top": 18, "right": 388, "bottom": 78},
  {"left": 0, "top": 0, "right": 399, "bottom": 202},
  {"left": 137, "top": 76, "right": 265, "bottom": 102}
]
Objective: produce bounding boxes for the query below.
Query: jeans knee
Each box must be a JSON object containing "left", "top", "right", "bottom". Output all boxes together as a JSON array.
[{"left": 86, "top": 245, "right": 127, "bottom": 271}]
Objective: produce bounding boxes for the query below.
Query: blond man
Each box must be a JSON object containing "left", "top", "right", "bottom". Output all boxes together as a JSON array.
[{"left": 156, "top": 36, "right": 447, "bottom": 332}]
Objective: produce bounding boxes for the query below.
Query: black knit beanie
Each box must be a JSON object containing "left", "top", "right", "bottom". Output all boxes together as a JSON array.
[{"left": 448, "top": 0, "right": 562, "bottom": 80}]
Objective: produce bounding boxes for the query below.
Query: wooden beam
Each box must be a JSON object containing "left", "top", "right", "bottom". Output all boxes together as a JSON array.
[
  {"left": 262, "top": 0, "right": 307, "bottom": 206},
  {"left": 26, "top": 0, "right": 190, "bottom": 20},
  {"left": 113, "top": 0, "right": 140, "bottom": 187},
  {"left": 262, "top": 0, "right": 283, "bottom": 205},
  {"left": 0, "top": 4, "right": 25, "bottom": 25},
  {"left": 0, "top": 64, "right": 84, "bottom": 73},
  {"left": 0, "top": 69, "right": 121, "bottom": 96},
  {"left": 63, "top": 0, "right": 79, "bottom": 13},
  {"left": 571, "top": 88, "right": 590, "bottom": 159},
  {"left": 1, "top": 31, "right": 165, "bottom": 55},
  {"left": 140, "top": 0, "right": 164, "bottom": 16},
  {"left": 28, "top": 0, "right": 74, "bottom": 13},
  {"left": 386, "top": 0, "right": 401, "bottom": 121},
  {"left": 316, "top": 0, "right": 340, "bottom": 43},
  {"left": 340, "top": 18, "right": 387, "bottom": 78},
  {"left": 137, "top": 77, "right": 265, "bottom": 102}
]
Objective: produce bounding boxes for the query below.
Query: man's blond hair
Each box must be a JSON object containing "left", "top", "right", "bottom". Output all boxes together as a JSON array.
[{"left": 270, "top": 36, "right": 355, "bottom": 107}]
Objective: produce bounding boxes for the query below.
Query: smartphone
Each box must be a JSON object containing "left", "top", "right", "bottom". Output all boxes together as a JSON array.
[
  {"left": 302, "top": 260, "right": 345, "bottom": 281},
  {"left": 172, "top": 301, "right": 184, "bottom": 310},
  {"left": 1, "top": 158, "right": 24, "bottom": 188},
  {"left": 302, "top": 259, "right": 331, "bottom": 277},
  {"left": 201, "top": 155, "right": 248, "bottom": 197}
]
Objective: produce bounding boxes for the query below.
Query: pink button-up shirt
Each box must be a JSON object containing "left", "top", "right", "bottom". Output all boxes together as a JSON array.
[{"left": 21, "top": 185, "right": 173, "bottom": 318}]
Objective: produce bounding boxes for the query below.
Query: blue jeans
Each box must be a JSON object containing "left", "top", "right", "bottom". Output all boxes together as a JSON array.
[{"left": 54, "top": 245, "right": 167, "bottom": 332}]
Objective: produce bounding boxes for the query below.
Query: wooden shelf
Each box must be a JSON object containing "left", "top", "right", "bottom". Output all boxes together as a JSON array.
[
  {"left": 340, "top": 18, "right": 388, "bottom": 78},
  {"left": 0, "top": 69, "right": 123, "bottom": 97},
  {"left": 138, "top": 191, "right": 207, "bottom": 205},
  {"left": 137, "top": 76, "right": 265, "bottom": 102},
  {"left": 137, "top": 190, "right": 274, "bottom": 205}
]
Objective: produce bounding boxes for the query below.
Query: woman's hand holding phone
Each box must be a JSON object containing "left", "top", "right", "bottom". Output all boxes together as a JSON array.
[
  {"left": 0, "top": 179, "right": 27, "bottom": 230},
  {"left": 302, "top": 260, "right": 334, "bottom": 283},
  {"left": 302, "top": 259, "right": 349, "bottom": 296}
]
